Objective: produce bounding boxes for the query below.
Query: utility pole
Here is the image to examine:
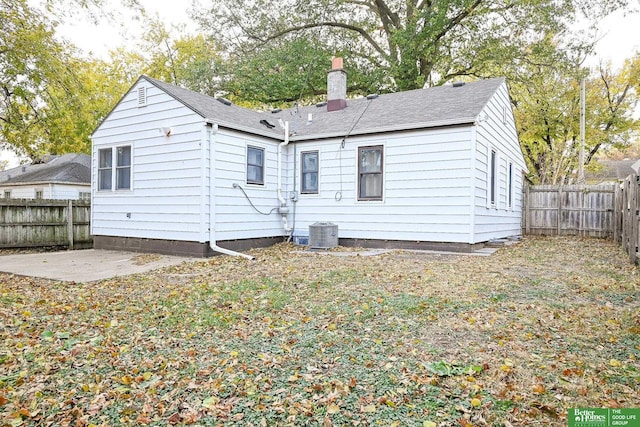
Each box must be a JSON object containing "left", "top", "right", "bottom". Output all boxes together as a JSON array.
[{"left": 578, "top": 78, "right": 586, "bottom": 184}]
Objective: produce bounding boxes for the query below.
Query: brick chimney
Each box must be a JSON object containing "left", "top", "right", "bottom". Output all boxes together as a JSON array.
[{"left": 327, "top": 57, "right": 347, "bottom": 112}]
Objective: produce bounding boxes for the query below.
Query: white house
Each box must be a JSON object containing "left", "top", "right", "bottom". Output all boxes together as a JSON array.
[
  {"left": 90, "top": 58, "right": 527, "bottom": 257},
  {"left": 0, "top": 154, "right": 91, "bottom": 200}
]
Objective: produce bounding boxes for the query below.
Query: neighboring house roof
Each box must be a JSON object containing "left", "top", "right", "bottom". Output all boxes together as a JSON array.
[
  {"left": 0, "top": 153, "right": 91, "bottom": 185},
  {"left": 142, "top": 75, "right": 506, "bottom": 141},
  {"left": 585, "top": 159, "right": 638, "bottom": 183}
]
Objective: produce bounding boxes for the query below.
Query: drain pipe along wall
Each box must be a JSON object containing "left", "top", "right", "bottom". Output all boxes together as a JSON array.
[
  {"left": 277, "top": 121, "right": 292, "bottom": 236},
  {"left": 206, "top": 121, "right": 255, "bottom": 260}
]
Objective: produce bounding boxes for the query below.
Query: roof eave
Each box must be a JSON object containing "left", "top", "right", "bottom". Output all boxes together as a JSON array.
[
  {"left": 290, "top": 117, "right": 478, "bottom": 142},
  {"left": 0, "top": 181, "right": 90, "bottom": 187},
  {"left": 205, "top": 118, "right": 283, "bottom": 140}
]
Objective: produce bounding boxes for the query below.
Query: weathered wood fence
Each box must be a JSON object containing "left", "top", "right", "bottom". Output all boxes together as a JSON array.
[
  {"left": 620, "top": 174, "right": 640, "bottom": 263},
  {"left": 0, "top": 199, "right": 92, "bottom": 249},
  {"left": 523, "top": 184, "right": 618, "bottom": 238},
  {"left": 523, "top": 177, "right": 640, "bottom": 264}
]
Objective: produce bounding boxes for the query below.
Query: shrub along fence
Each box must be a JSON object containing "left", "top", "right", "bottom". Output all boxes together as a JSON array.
[
  {"left": 0, "top": 199, "right": 92, "bottom": 250},
  {"left": 523, "top": 176, "right": 640, "bottom": 264}
]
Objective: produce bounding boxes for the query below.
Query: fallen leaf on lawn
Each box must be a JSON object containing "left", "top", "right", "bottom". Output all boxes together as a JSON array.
[
  {"left": 532, "top": 384, "right": 546, "bottom": 394},
  {"left": 471, "top": 397, "right": 482, "bottom": 408},
  {"left": 202, "top": 396, "right": 218, "bottom": 410},
  {"left": 326, "top": 403, "right": 340, "bottom": 414},
  {"left": 361, "top": 404, "right": 376, "bottom": 413},
  {"left": 423, "top": 422, "right": 437, "bottom": 427},
  {"left": 609, "top": 358, "right": 621, "bottom": 367}
]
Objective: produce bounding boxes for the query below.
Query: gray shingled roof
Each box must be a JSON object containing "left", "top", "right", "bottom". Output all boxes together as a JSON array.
[
  {"left": 0, "top": 153, "right": 90, "bottom": 185},
  {"left": 143, "top": 75, "right": 505, "bottom": 141},
  {"left": 143, "top": 76, "right": 282, "bottom": 138}
]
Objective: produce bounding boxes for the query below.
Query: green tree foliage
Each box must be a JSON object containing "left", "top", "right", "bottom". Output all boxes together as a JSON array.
[
  {"left": 1, "top": 0, "right": 76, "bottom": 158},
  {"left": 513, "top": 52, "right": 639, "bottom": 184},
  {"left": 0, "top": 0, "right": 141, "bottom": 161},
  {"left": 140, "top": 20, "right": 227, "bottom": 97},
  {"left": 193, "top": 0, "right": 629, "bottom": 92}
]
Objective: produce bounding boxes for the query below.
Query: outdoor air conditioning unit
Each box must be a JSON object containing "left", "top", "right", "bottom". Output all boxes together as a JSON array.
[{"left": 309, "top": 222, "right": 338, "bottom": 249}]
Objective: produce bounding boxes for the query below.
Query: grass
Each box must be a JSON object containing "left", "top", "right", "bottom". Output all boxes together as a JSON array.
[{"left": 0, "top": 236, "right": 639, "bottom": 426}]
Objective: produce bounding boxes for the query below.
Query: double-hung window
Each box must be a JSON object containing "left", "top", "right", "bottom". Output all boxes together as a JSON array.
[
  {"left": 301, "top": 151, "right": 319, "bottom": 194},
  {"left": 98, "top": 146, "right": 131, "bottom": 191},
  {"left": 508, "top": 162, "right": 513, "bottom": 209},
  {"left": 489, "top": 149, "right": 497, "bottom": 207},
  {"left": 247, "top": 146, "right": 264, "bottom": 185},
  {"left": 116, "top": 146, "right": 131, "bottom": 190},
  {"left": 358, "top": 145, "right": 383, "bottom": 201}
]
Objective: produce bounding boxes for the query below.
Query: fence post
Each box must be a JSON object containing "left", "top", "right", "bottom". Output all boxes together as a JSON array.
[
  {"left": 525, "top": 185, "right": 530, "bottom": 234},
  {"left": 67, "top": 199, "right": 74, "bottom": 250},
  {"left": 557, "top": 187, "right": 563, "bottom": 235},
  {"left": 614, "top": 185, "right": 620, "bottom": 244}
]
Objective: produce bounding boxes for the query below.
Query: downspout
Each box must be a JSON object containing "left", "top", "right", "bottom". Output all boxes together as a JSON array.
[
  {"left": 207, "top": 121, "right": 255, "bottom": 260},
  {"left": 469, "top": 124, "right": 478, "bottom": 244},
  {"left": 277, "top": 121, "right": 293, "bottom": 236}
]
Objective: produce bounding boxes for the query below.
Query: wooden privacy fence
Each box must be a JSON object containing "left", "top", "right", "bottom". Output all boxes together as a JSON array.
[
  {"left": 0, "top": 199, "right": 92, "bottom": 249},
  {"left": 620, "top": 174, "right": 640, "bottom": 263},
  {"left": 523, "top": 178, "right": 640, "bottom": 264},
  {"left": 523, "top": 184, "right": 618, "bottom": 239}
]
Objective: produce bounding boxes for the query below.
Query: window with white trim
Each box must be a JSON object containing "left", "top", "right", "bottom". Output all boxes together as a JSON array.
[
  {"left": 98, "top": 146, "right": 131, "bottom": 191},
  {"left": 35, "top": 189, "right": 43, "bottom": 199},
  {"left": 301, "top": 151, "right": 319, "bottom": 194},
  {"left": 358, "top": 145, "right": 383, "bottom": 201},
  {"left": 98, "top": 148, "right": 112, "bottom": 190},
  {"left": 79, "top": 191, "right": 91, "bottom": 201},
  {"left": 116, "top": 146, "right": 131, "bottom": 190},
  {"left": 246, "top": 146, "right": 264, "bottom": 185},
  {"left": 508, "top": 162, "right": 513, "bottom": 209},
  {"left": 489, "top": 149, "right": 497, "bottom": 207},
  {"left": 4, "top": 190, "right": 11, "bottom": 199}
]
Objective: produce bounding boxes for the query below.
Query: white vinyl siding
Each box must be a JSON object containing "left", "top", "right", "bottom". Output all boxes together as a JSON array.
[
  {"left": 91, "top": 80, "right": 206, "bottom": 242},
  {"left": 212, "top": 130, "right": 284, "bottom": 241},
  {"left": 0, "top": 184, "right": 90, "bottom": 200},
  {"left": 290, "top": 127, "right": 474, "bottom": 243},
  {"left": 473, "top": 81, "right": 526, "bottom": 242}
]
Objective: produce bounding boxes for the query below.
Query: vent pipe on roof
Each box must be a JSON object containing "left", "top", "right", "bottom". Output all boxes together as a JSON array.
[{"left": 327, "top": 57, "right": 347, "bottom": 112}]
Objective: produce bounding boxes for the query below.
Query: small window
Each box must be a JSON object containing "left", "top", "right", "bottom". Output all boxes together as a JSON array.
[
  {"left": 508, "top": 162, "right": 513, "bottom": 208},
  {"left": 79, "top": 191, "right": 91, "bottom": 201},
  {"left": 98, "top": 146, "right": 131, "bottom": 191},
  {"left": 301, "top": 151, "right": 319, "bottom": 194},
  {"left": 137, "top": 86, "right": 147, "bottom": 107},
  {"left": 4, "top": 190, "right": 11, "bottom": 199},
  {"left": 35, "top": 190, "right": 43, "bottom": 199},
  {"left": 247, "top": 146, "right": 264, "bottom": 185},
  {"left": 98, "top": 148, "right": 113, "bottom": 191},
  {"left": 358, "top": 145, "right": 383, "bottom": 201},
  {"left": 116, "top": 146, "right": 131, "bottom": 190},
  {"left": 489, "top": 149, "right": 497, "bottom": 206}
]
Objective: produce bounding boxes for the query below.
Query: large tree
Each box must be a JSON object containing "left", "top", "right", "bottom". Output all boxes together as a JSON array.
[
  {"left": 193, "top": 0, "right": 630, "bottom": 92},
  {"left": 1, "top": 0, "right": 143, "bottom": 160},
  {"left": 1, "top": 0, "right": 79, "bottom": 158},
  {"left": 513, "top": 52, "right": 639, "bottom": 184}
]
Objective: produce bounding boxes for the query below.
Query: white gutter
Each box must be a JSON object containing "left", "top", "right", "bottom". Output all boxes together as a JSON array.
[
  {"left": 277, "top": 121, "right": 292, "bottom": 234},
  {"left": 206, "top": 121, "right": 255, "bottom": 260}
]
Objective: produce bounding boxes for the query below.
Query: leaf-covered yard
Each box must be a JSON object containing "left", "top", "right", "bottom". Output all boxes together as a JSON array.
[{"left": 1, "top": 236, "right": 639, "bottom": 426}]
